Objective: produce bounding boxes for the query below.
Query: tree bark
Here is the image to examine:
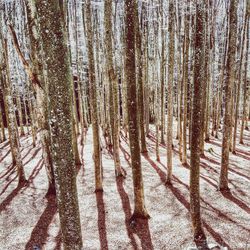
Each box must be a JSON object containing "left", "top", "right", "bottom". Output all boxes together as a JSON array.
[
  {"left": 34, "top": 1, "right": 83, "bottom": 248},
  {"left": 190, "top": 2, "right": 208, "bottom": 249},
  {"left": 219, "top": 0, "right": 238, "bottom": 191},
  {"left": 85, "top": 0, "right": 103, "bottom": 192},
  {"left": 166, "top": 0, "right": 175, "bottom": 183},
  {"left": 125, "top": 0, "right": 149, "bottom": 219}
]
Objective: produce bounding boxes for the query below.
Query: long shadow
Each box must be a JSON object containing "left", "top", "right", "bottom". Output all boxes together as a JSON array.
[
  {"left": 95, "top": 191, "right": 108, "bottom": 250},
  {"left": 0, "top": 181, "right": 26, "bottom": 213},
  {"left": 0, "top": 140, "right": 10, "bottom": 150},
  {"left": 208, "top": 140, "right": 222, "bottom": 148},
  {"left": 0, "top": 149, "right": 11, "bottom": 162},
  {"left": 23, "top": 147, "right": 42, "bottom": 166},
  {"left": 228, "top": 167, "right": 250, "bottom": 181},
  {"left": 174, "top": 175, "right": 250, "bottom": 233},
  {"left": 234, "top": 150, "right": 250, "bottom": 161},
  {"left": 143, "top": 153, "right": 230, "bottom": 249},
  {"left": 0, "top": 174, "right": 18, "bottom": 196},
  {"left": 120, "top": 144, "right": 131, "bottom": 168},
  {"left": 116, "top": 176, "right": 153, "bottom": 250},
  {"left": 115, "top": 177, "right": 138, "bottom": 249},
  {"left": 27, "top": 158, "right": 44, "bottom": 186},
  {"left": 221, "top": 191, "right": 250, "bottom": 214},
  {"left": 0, "top": 158, "right": 43, "bottom": 211},
  {"left": 0, "top": 164, "right": 16, "bottom": 180},
  {"left": 25, "top": 195, "right": 58, "bottom": 250},
  {"left": 22, "top": 146, "right": 35, "bottom": 161},
  {"left": 202, "top": 155, "right": 250, "bottom": 182}
]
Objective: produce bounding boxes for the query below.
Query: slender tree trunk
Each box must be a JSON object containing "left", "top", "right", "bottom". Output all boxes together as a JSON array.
[
  {"left": 240, "top": 13, "right": 249, "bottom": 144},
  {"left": 2, "top": 39, "right": 27, "bottom": 186},
  {"left": 166, "top": 0, "right": 175, "bottom": 183},
  {"left": 125, "top": 0, "right": 149, "bottom": 219},
  {"left": 135, "top": 0, "right": 147, "bottom": 153},
  {"left": 182, "top": 3, "right": 190, "bottom": 165},
  {"left": 0, "top": 102, "right": 6, "bottom": 142},
  {"left": 190, "top": 2, "right": 208, "bottom": 249},
  {"left": 104, "top": 0, "right": 124, "bottom": 176},
  {"left": 232, "top": 9, "right": 247, "bottom": 153},
  {"left": 219, "top": 0, "right": 238, "bottom": 191},
  {"left": 85, "top": 0, "right": 103, "bottom": 192}
]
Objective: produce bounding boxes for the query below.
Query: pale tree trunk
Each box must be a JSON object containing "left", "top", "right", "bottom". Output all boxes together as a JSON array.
[
  {"left": 232, "top": 8, "right": 247, "bottom": 153},
  {"left": 219, "top": 0, "right": 238, "bottom": 191},
  {"left": 125, "top": 0, "right": 149, "bottom": 220},
  {"left": 34, "top": 1, "right": 83, "bottom": 248},
  {"left": 160, "top": 13, "right": 166, "bottom": 145},
  {"left": 2, "top": 39, "right": 27, "bottom": 186},
  {"left": 27, "top": 91, "right": 37, "bottom": 148},
  {"left": 0, "top": 102, "right": 6, "bottom": 142},
  {"left": 182, "top": 2, "right": 190, "bottom": 166},
  {"left": 135, "top": 0, "right": 147, "bottom": 153},
  {"left": 104, "top": 0, "right": 124, "bottom": 176},
  {"left": 11, "top": 3, "right": 56, "bottom": 195},
  {"left": 85, "top": 0, "right": 103, "bottom": 192},
  {"left": 166, "top": 0, "right": 175, "bottom": 183},
  {"left": 190, "top": 1, "right": 208, "bottom": 249},
  {"left": 215, "top": 9, "right": 229, "bottom": 139},
  {"left": 16, "top": 90, "right": 25, "bottom": 136},
  {"left": 240, "top": 10, "right": 249, "bottom": 144}
]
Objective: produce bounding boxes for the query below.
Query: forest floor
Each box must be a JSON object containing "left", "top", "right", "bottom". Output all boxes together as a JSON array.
[{"left": 0, "top": 123, "right": 250, "bottom": 250}]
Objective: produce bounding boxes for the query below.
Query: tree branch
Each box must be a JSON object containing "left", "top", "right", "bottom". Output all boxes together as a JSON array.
[{"left": 8, "top": 24, "right": 42, "bottom": 89}]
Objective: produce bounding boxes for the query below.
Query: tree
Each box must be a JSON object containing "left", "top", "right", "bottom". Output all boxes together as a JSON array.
[
  {"left": 125, "top": 0, "right": 149, "bottom": 219},
  {"left": 85, "top": 0, "right": 103, "bottom": 192},
  {"left": 135, "top": 0, "right": 147, "bottom": 153},
  {"left": 182, "top": 1, "right": 190, "bottom": 165},
  {"left": 104, "top": 0, "right": 124, "bottom": 176},
  {"left": 190, "top": 1, "right": 208, "bottom": 248},
  {"left": 33, "top": 1, "right": 83, "bottom": 248},
  {"left": 166, "top": 0, "right": 175, "bottom": 183},
  {"left": 219, "top": 0, "right": 238, "bottom": 191},
  {"left": 23, "top": 1, "right": 56, "bottom": 195},
  {"left": 2, "top": 39, "right": 27, "bottom": 186}
]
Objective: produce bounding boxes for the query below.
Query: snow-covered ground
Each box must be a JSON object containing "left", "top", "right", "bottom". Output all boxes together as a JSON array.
[{"left": 0, "top": 123, "right": 249, "bottom": 250}]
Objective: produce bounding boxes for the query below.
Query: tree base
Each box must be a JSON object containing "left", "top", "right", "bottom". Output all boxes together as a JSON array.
[
  {"left": 95, "top": 188, "right": 104, "bottom": 193},
  {"left": 165, "top": 180, "right": 173, "bottom": 186},
  {"left": 46, "top": 185, "right": 57, "bottom": 196},
  {"left": 194, "top": 231, "right": 209, "bottom": 250},
  {"left": 130, "top": 210, "right": 150, "bottom": 222},
  {"left": 18, "top": 178, "right": 28, "bottom": 187},
  {"left": 218, "top": 186, "right": 230, "bottom": 192}
]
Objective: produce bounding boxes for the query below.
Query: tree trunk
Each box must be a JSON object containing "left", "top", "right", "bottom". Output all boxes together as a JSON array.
[
  {"left": 104, "top": 0, "right": 124, "bottom": 176},
  {"left": 85, "top": 0, "right": 103, "bottom": 192},
  {"left": 125, "top": 0, "right": 149, "bottom": 219},
  {"left": 135, "top": 1, "right": 147, "bottom": 153},
  {"left": 219, "top": 0, "right": 238, "bottom": 191},
  {"left": 166, "top": 0, "right": 175, "bottom": 183},
  {"left": 190, "top": 2, "right": 208, "bottom": 249},
  {"left": 34, "top": 1, "right": 83, "bottom": 248},
  {"left": 2, "top": 39, "right": 27, "bottom": 186}
]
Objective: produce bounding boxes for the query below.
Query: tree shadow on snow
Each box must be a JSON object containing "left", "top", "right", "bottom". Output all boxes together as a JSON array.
[
  {"left": 115, "top": 176, "right": 153, "bottom": 250},
  {"left": 25, "top": 195, "right": 58, "bottom": 250},
  {"left": 0, "top": 181, "right": 26, "bottom": 213},
  {"left": 142, "top": 153, "right": 231, "bottom": 249}
]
